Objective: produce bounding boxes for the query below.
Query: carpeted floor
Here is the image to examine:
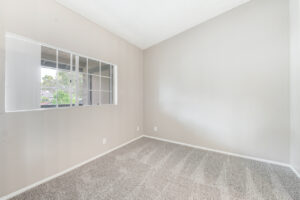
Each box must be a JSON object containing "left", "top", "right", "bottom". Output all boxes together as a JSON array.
[{"left": 10, "top": 137, "right": 300, "bottom": 200}]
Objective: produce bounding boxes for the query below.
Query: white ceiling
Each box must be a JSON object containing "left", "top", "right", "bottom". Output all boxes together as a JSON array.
[{"left": 56, "top": 0, "right": 250, "bottom": 49}]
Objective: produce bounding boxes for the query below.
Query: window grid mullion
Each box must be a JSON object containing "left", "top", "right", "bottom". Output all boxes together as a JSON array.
[
  {"left": 55, "top": 49, "right": 58, "bottom": 108},
  {"left": 75, "top": 55, "right": 79, "bottom": 107},
  {"left": 110, "top": 65, "right": 113, "bottom": 104},
  {"left": 69, "top": 54, "right": 72, "bottom": 107},
  {"left": 87, "top": 59, "right": 90, "bottom": 105},
  {"left": 100, "top": 61, "right": 102, "bottom": 105}
]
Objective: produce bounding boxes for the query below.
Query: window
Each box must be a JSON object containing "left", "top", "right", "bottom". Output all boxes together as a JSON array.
[
  {"left": 5, "top": 33, "right": 117, "bottom": 112},
  {"left": 40, "top": 46, "right": 116, "bottom": 109}
]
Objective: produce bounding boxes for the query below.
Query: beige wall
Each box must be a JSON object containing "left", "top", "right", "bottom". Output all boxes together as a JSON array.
[
  {"left": 290, "top": 0, "right": 300, "bottom": 175},
  {"left": 0, "top": 0, "right": 143, "bottom": 197},
  {"left": 0, "top": 0, "right": 296, "bottom": 197},
  {"left": 143, "top": 0, "right": 290, "bottom": 163}
]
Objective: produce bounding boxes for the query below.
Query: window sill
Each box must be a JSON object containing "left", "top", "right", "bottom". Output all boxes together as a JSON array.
[{"left": 5, "top": 104, "right": 118, "bottom": 113}]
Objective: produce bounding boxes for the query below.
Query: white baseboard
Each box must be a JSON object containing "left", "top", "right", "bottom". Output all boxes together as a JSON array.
[
  {"left": 142, "top": 135, "right": 291, "bottom": 168},
  {"left": 2, "top": 134, "right": 298, "bottom": 200},
  {"left": 290, "top": 166, "right": 300, "bottom": 178},
  {"left": 0, "top": 135, "right": 143, "bottom": 200}
]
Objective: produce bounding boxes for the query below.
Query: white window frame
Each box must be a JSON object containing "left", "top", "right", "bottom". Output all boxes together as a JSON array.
[{"left": 5, "top": 33, "right": 118, "bottom": 113}]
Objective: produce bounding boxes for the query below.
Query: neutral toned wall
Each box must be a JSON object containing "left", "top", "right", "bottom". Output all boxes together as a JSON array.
[
  {"left": 143, "top": 0, "right": 290, "bottom": 163},
  {"left": 0, "top": 0, "right": 143, "bottom": 197},
  {"left": 290, "top": 0, "right": 300, "bottom": 175}
]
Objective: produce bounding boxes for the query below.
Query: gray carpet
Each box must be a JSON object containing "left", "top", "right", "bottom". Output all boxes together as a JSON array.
[{"left": 9, "top": 137, "right": 300, "bottom": 200}]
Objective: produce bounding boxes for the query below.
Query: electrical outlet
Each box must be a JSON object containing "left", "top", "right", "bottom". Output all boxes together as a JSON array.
[
  {"left": 153, "top": 126, "right": 158, "bottom": 132},
  {"left": 102, "top": 138, "right": 107, "bottom": 145},
  {"left": 136, "top": 126, "right": 140, "bottom": 131}
]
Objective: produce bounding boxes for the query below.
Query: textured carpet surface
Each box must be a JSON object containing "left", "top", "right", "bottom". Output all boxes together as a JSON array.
[{"left": 10, "top": 137, "right": 300, "bottom": 200}]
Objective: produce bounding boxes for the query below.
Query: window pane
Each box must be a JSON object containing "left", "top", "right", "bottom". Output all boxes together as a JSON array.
[
  {"left": 58, "top": 51, "right": 70, "bottom": 70},
  {"left": 101, "top": 91, "right": 112, "bottom": 104},
  {"left": 70, "top": 73, "right": 76, "bottom": 106},
  {"left": 57, "top": 71, "right": 71, "bottom": 89},
  {"left": 41, "top": 46, "right": 56, "bottom": 68},
  {"left": 79, "top": 57, "right": 87, "bottom": 73},
  {"left": 71, "top": 90, "right": 76, "bottom": 106},
  {"left": 56, "top": 89, "right": 71, "bottom": 107},
  {"left": 78, "top": 73, "right": 88, "bottom": 90},
  {"left": 41, "top": 68, "right": 56, "bottom": 88},
  {"left": 88, "top": 75, "right": 100, "bottom": 91},
  {"left": 70, "top": 73, "right": 76, "bottom": 90},
  {"left": 101, "top": 63, "right": 111, "bottom": 77},
  {"left": 89, "top": 90, "right": 100, "bottom": 105},
  {"left": 41, "top": 88, "right": 56, "bottom": 108},
  {"left": 101, "top": 77, "right": 111, "bottom": 91},
  {"left": 72, "top": 54, "right": 76, "bottom": 71},
  {"left": 88, "top": 59, "right": 100, "bottom": 75},
  {"left": 78, "top": 90, "right": 88, "bottom": 106}
]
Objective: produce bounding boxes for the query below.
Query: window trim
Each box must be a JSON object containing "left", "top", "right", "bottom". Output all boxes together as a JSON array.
[{"left": 5, "top": 32, "right": 118, "bottom": 113}]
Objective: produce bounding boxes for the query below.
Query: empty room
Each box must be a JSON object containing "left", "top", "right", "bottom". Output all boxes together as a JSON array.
[{"left": 0, "top": 0, "right": 300, "bottom": 199}]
